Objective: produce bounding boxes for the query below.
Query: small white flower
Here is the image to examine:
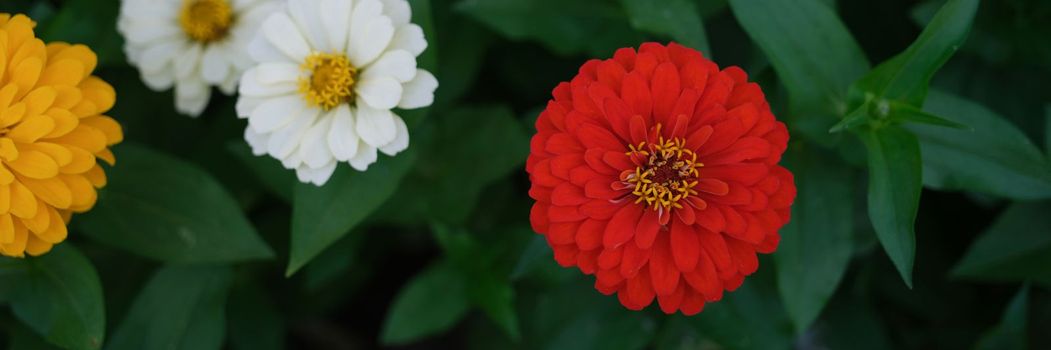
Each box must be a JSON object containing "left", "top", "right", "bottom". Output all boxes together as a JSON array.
[
  {"left": 237, "top": 0, "right": 438, "bottom": 186},
  {"left": 118, "top": 0, "right": 280, "bottom": 116}
]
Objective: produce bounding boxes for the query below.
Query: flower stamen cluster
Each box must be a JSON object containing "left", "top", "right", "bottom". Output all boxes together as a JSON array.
[
  {"left": 179, "top": 0, "right": 234, "bottom": 43},
  {"left": 625, "top": 136, "right": 701, "bottom": 211},
  {"left": 299, "top": 53, "right": 359, "bottom": 110}
]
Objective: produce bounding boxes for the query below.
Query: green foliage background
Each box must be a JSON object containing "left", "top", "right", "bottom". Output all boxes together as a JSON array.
[{"left": 1, "top": 0, "right": 1050, "bottom": 349}]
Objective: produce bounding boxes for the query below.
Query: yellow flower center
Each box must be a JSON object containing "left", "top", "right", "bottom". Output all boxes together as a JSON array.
[
  {"left": 179, "top": 0, "right": 233, "bottom": 43},
  {"left": 625, "top": 136, "right": 703, "bottom": 211},
  {"left": 299, "top": 52, "right": 359, "bottom": 110}
]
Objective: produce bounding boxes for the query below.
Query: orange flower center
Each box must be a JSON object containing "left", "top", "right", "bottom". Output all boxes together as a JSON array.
[
  {"left": 179, "top": 0, "right": 233, "bottom": 43},
  {"left": 625, "top": 137, "right": 702, "bottom": 211},
  {"left": 299, "top": 52, "right": 358, "bottom": 110}
]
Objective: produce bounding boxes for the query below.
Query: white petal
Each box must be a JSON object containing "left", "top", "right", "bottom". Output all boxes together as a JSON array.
[
  {"left": 201, "top": 44, "right": 230, "bottom": 84},
  {"left": 398, "top": 69, "right": 437, "bottom": 109},
  {"left": 121, "top": 22, "right": 182, "bottom": 44},
  {"left": 268, "top": 108, "right": 319, "bottom": 159},
  {"left": 320, "top": 0, "right": 353, "bottom": 53},
  {"left": 348, "top": 0, "right": 394, "bottom": 66},
  {"left": 174, "top": 79, "right": 211, "bottom": 117},
  {"left": 379, "top": 113, "right": 409, "bottom": 156},
  {"left": 354, "top": 105, "right": 397, "bottom": 147},
  {"left": 391, "top": 24, "right": 426, "bottom": 57},
  {"left": 356, "top": 77, "right": 402, "bottom": 110},
  {"left": 327, "top": 104, "right": 359, "bottom": 161},
  {"left": 248, "top": 30, "right": 291, "bottom": 63},
  {"left": 138, "top": 41, "right": 182, "bottom": 73},
  {"left": 298, "top": 114, "right": 335, "bottom": 168},
  {"left": 288, "top": 0, "right": 329, "bottom": 51},
  {"left": 249, "top": 95, "right": 304, "bottom": 133},
  {"left": 244, "top": 126, "right": 270, "bottom": 155},
  {"left": 256, "top": 62, "right": 302, "bottom": 85},
  {"left": 239, "top": 67, "right": 298, "bottom": 97},
  {"left": 219, "top": 73, "right": 239, "bottom": 95},
  {"left": 348, "top": 141, "right": 377, "bottom": 171},
  {"left": 309, "top": 162, "right": 338, "bottom": 185},
  {"left": 362, "top": 49, "right": 416, "bottom": 83},
  {"left": 141, "top": 69, "right": 175, "bottom": 91},
  {"left": 262, "top": 13, "right": 312, "bottom": 62},
  {"left": 174, "top": 43, "right": 203, "bottom": 79},
  {"left": 380, "top": 0, "right": 411, "bottom": 26}
]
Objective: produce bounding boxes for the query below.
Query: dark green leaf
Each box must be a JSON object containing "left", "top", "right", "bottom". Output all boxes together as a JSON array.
[
  {"left": 77, "top": 143, "right": 273, "bottom": 263},
  {"left": 977, "top": 285, "right": 1029, "bottom": 350},
  {"left": 1045, "top": 105, "right": 1051, "bottom": 157},
  {"left": 6, "top": 320, "right": 62, "bottom": 350},
  {"left": 408, "top": 0, "right": 437, "bottom": 71},
  {"left": 729, "top": 0, "right": 868, "bottom": 116},
  {"left": 226, "top": 142, "right": 294, "bottom": 202},
  {"left": 510, "top": 235, "right": 552, "bottom": 280},
  {"left": 829, "top": 103, "right": 872, "bottom": 133},
  {"left": 5, "top": 245, "right": 105, "bottom": 350},
  {"left": 228, "top": 284, "right": 285, "bottom": 350},
  {"left": 375, "top": 105, "right": 529, "bottom": 225},
  {"left": 691, "top": 270, "right": 793, "bottom": 350},
  {"left": 36, "top": 0, "right": 124, "bottom": 67},
  {"left": 380, "top": 262, "right": 469, "bottom": 345},
  {"left": 469, "top": 275, "right": 520, "bottom": 341},
  {"left": 861, "top": 126, "right": 922, "bottom": 287},
  {"left": 455, "top": 0, "right": 644, "bottom": 57},
  {"left": 621, "top": 0, "right": 709, "bottom": 54},
  {"left": 911, "top": 90, "right": 1051, "bottom": 199},
  {"left": 777, "top": 147, "right": 854, "bottom": 333},
  {"left": 106, "top": 265, "right": 232, "bottom": 350},
  {"left": 888, "top": 100, "right": 969, "bottom": 129},
  {"left": 289, "top": 150, "right": 417, "bottom": 275},
  {"left": 952, "top": 202, "right": 1051, "bottom": 283},
  {"left": 303, "top": 232, "right": 363, "bottom": 291},
  {"left": 850, "top": 0, "right": 978, "bottom": 106}
]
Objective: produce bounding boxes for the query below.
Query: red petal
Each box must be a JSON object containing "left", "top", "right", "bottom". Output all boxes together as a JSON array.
[
  {"left": 547, "top": 221, "right": 580, "bottom": 245},
  {"left": 613, "top": 47, "right": 637, "bottom": 70},
  {"left": 602, "top": 151, "right": 634, "bottom": 172},
  {"left": 657, "top": 284, "right": 686, "bottom": 314},
  {"left": 576, "top": 219, "right": 606, "bottom": 250},
  {"left": 696, "top": 70, "right": 733, "bottom": 111},
  {"left": 530, "top": 202, "right": 549, "bottom": 233},
  {"left": 649, "top": 235, "right": 680, "bottom": 295},
  {"left": 684, "top": 249, "right": 723, "bottom": 301},
  {"left": 620, "top": 242, "right": 651, "bottom": 278},
  {"left": 670, "top": 220, "right": 699, "bottom": 272},
  {"left": 621, "top": 72, "right": 652, "bottom": 120},
  {"left": 625, "top": 268, "right": 656, "bottom": 309},
  {"left": 694, "top": 206, "right": 726, "bottom": 233},
  {"left": 550, "top": 154, "right": 583, "bottom": 179},
  {"left": 685, "top": 125, "right": 713, "bottom": 150},
  {"left": 719, "top": 205, "right": 747, "bottom": 236},
  {"left": 726, "top": 238, "right": 759, "bottom": 275},
  {"left": 675, "top": 205, "right": 695, "bottom": 225},
  {"left": 546, "top": 133, "right": 583, "bottom": 154},
  {"left": 577, "top": 123, "right": 622, "bottom": 150},
  {"left": 679, "top": 289, "right": 706, "bottom": 316},
  {"left": 634, "top": 209, "right": 661, "bottom": 249},
  {"left": 584, "top": 179, "right": 621, "bottom": 200},
  {"left": 633, "top": 52, "right": 658, "bottom": 78},
  {"left": 670, "top": 89, "right": 700, "bottom": 123},
  {"left": 531, "top": 160, "right": 561, "bottom": 187},
  {"left": 696, "top": 178, "right": 729, "bottom": 195},
  {"left": 651, "top": 62, "right": 681, "bottom": 125},
  {"left": 604, "top": 204, "right": 642, "bottom": 249},
  {"left": 584, "top": 148, "right": 617, "bottom": 174},
  {"left": 679, "top": 61, "right": 710, "bottom": 91},
  {"left": 705, "top": 137, "right": 771, "bottom": 165},
  {"left": 702, "top": 163, "right": 770, "bottom": 185},
  {"left": 628, "top": 114, "right": 648, "bottom": 144},
  {"left": 549, "top": 205, "right": 587, "bottom": 222},
  {"left": 577, "top": 249, "right": 599, "bottom": 274},
  {"left": 569, "top": 167, "right": 603, "bottom": 186},
  {"left": 552, "top": 183, "right": 588, "bottom": 206},
  {"left": 602, "top": 96, "right": 633, "bottom": 140},
  {"left": 598, "top": 245, "right": 623, "bottom": 270},
  {"left": 552, "top": 244, "right": 578, "bottom": 267},
  {"left": 698, "top": 229, "right": 733, "bottom": 275},
  {"left": 597, "top": 59, "right": 627, "bottom": 90},
  {"left": 580, "top": 199, "right": 621, "bottom": 220}
]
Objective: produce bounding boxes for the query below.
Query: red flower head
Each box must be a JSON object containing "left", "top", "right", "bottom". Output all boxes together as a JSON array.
[{"left": 526, "top": 43, "right": 796, "bottom": 315}]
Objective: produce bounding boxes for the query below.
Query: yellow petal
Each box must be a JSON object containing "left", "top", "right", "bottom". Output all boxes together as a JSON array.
[
  {"left": 45, "top": 42, "right": 68, "bottom": 59},
  {"left": 78, "top": 76, "right": 115, "bottom": 113},
  {"left": 10, "top": 38, "right": 46, "bottom": 73},
  {"left": 23, "top": 87, "right": 56, "bottom": 116},
  {"left": 1, "top": 102, "right": 26, "bottom": 127},
  {"left": 53, "top": 86, "right": 82, "bottom": 109},
  {"left": 0, "top": 165, "right": 13, "bottom": 185},
  {"left": 70, "top": 100, "right": 97, "bottom": 118},
  {"left": 53, "top": 126, "right": 107, "bottom": 153},
  {"left": 84, "top": 165, "right": 106, "bottom": 187},
  {"left": 60, "top": 146, "right": 95, "bottom": 174},
  {"left": 0, "top": 184, "right": 9, "bottom": 214},
  {"left": 8, "top": 182, "right": 35, "bottom": 219},
  {"left": 50, "top": 44, "right": 97, "bottom": 76},
  {"left": 12, "top": 51, "right": 44, "bottom": 99},
  {"left": 24, "top": 234, "right": 53, "bottom": 256},
  {"left": 0, "top": 214, "right": 12, "bottom": 244},
  {"left": 32, "top": 206, "right": 66, "bottom": 244},
  {"left": 62, "top": 174, "right": 95, "bottom": 211},
  {"left": 0, "top": 84, "right": 17, "bottom": 110},
  {"left": 80, "top": 116, "right": 121, "bottom": 144},
  {"left": 6, "top": 150, "right": 58, "bottom": 179},
  {"left": 39, "top": 59, "right": 85, "bottom": 87},
  {"left": 26, "top": 142, "right": 72, "bottom": 167},
  {"left": 3, "top": 15, "right": 36, "bottom": 57},
  {"left": 0, "top": 138, "right": 18, "bottom": 162},
  {"left": 96, "top": 148, "right": 115, "bottom": 165},
  {"left": 0, "top": 223, "right": 28, "bottom": 257},
  {"left": 20, "top": 198, "right": 50, "bottom": 234},
  {"left": 20, "top": 176, "right": 72, "bottom": 209},
  {"left": 43, "top": 108, "right": 79, "bottom": 139},
  {"left": 7, "top": 114, "right": 55, "bottom": 143}
]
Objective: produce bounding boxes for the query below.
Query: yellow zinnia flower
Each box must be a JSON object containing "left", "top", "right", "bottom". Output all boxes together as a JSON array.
[{"left": 0, "top": 14, "right": 122, "bottom": 257}]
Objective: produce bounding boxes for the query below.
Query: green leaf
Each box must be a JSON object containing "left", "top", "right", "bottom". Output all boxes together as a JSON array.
[
  {"left": 77, "top": 143, "right": 273, "bottom": 263},
  {"left": 510, "top": 235, "right": 552, "bottom": 280},
  {"left": 288, "top": 150, "right": 417, "bottom": 275},
  {"left": 6, "top": 320, "right": 63, "bottom": 350},
  {"left": 861, "top": 126, "right": 922, "bottom": 288},
  {"left": 36, "top": 0, "right": 124, "bottom": 67},
  {"left": 691, "top": 270, "right": 793, "bottom": 350},
  {"left": 850, "top": 0, "right": 979, "bottom": 106},
  {"left": 977, "top": 285, "right": 1029, "bottom": 350},
  {"left": 888, "top": 100, "right": 969, "bottom": 129},
  {"left": 621, "top": 0, "right": 710, "bottom": 54},
  {"left": 3, "top": 245, "right": 105, "bottom": 350},
  {"left": 951, "top": 202, "right": 1051, "bottom": 283},
  {"left": 455, "top": 0, "right": 644, "bottom": 57},
  {"left": 106, "top": 265, "right": 232, "bottom": 350},
  {"left": 408, "top": 0, "right": 438, "bottom": 71},
  {"left": 776, "top": 147, "right": 854, "bottom": 333},
  {"left": 469, "top": 275, "right": 520, "bottom": 341},
  {"left": 375, "top": 105, "right": 529, "bottom": 225},
  {"left": 829, "top": 102, "right": 872, "bottom": 133},
  {"left": 226, "top": 142, "right": 294, "bottom": 202},
  {"left": 1045, "top": 105, "right": 1051, "bottom": 157},
  {"left": 380, "top": 262, "right": 469, "bottom": 345},
  {"left": 911, "top": 90, "right": 1051, "bottom": 199},
  {"left": 227, "top": 284, "right": 285, "bottom": 350},
  {"left": 729, "top": 0, "right": 868, "bottom": 116},
  {"left": 303, "top": 232, "right": 363, "bottom": 291}
]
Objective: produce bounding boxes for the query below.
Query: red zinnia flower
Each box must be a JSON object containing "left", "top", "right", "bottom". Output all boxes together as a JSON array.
[{"left": 526, "top": 42, "right": 796, "bottom": 315}]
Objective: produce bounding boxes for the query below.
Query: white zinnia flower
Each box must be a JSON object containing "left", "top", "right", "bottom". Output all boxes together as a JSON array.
[
  {"left": 118, "top": 0, "right": 280, "bottom": 116},
  {"left": 237, "top": 0, "right": 438, "bottom": 185}
]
